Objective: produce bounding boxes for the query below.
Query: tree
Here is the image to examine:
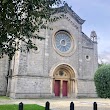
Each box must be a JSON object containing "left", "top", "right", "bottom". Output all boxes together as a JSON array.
[
  {"left": 0, "top": 0, "right": 63, "bottom": 59},
  {"left": 94, "top": 64, "right": 110, "bottom": 98}
]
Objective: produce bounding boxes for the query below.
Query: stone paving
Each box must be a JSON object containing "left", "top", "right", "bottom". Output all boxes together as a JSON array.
[{"left": 0, "top": 98, "right": 110, "bottom": 110}]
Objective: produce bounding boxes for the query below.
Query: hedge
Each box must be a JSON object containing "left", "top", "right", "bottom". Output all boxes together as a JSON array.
[{"left": 94, "top": 64, "right": 110, "bottom": 98}]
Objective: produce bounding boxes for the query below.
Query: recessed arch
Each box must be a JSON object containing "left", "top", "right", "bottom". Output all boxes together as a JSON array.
[
  {"left": 49, "top": 63, "right": 78, "bottom": 78},
  {"left": 50, "top": 64, "right": 77, "bottom": 98},
  {"left": 53, "top": 64, "right": 75, "bottom": 79}
]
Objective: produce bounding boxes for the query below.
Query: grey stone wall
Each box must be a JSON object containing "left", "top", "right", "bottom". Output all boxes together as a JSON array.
[
  {"left": 0, "top": 56, "right": 8, "bottom": 95},
  {"left": 9, "top": 30, "right": 52, "bottom": 98},
  {"left": 7, "top": 10, "right": 98, "bottom": 98},
  {"left": 77, "top": 80, "right": 97, "bottom": 97},
  {"left": 77, "top": 33, "right": 98, "bottom": 97},
  {"left": 0, "top": 4, "right": 98, "bottom": 99},
  {"left": 10, "top": 76, "right": 53, "bottom": 98},
  {"left": 48, "top": 13, "right": 81, "bottom": 77},
  {"left": 27, "top": 40, "right": 45, "bottom": 76}
]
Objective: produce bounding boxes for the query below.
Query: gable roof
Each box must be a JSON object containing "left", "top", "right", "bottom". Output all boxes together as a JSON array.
[
  {"left": 82, "top": 32, "right": 93, "bottom": 43},
  {"left": 56, "top": 3, "right": 85, "bottom": 25}
]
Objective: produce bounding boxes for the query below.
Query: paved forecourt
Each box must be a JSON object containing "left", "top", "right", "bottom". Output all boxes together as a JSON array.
[{"left": 0, "top": 98, "right": 110, "bottom": 110}]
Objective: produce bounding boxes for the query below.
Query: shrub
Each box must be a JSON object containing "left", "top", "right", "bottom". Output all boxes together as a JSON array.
[{"left": 94, "top": 64, "right": 110, "bottom": 98}]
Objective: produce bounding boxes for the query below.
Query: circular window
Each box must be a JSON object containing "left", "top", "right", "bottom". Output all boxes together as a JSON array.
[
  {"left": 85, "top": 55, "right": 90, "bottom": 61},
  {"left": 55, "top": 32, "right": 71, "bottom": 52},
  {"left": 53, "top": 31, "right": 74, "bottom": 56},
  {"left": 59, "top": 71, "right": 64, "bottom": 76}
]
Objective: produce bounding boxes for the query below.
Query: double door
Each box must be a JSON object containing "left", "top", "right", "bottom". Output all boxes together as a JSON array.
[{"left": 54, "top": 80, "right": 68, "bottom": 97}]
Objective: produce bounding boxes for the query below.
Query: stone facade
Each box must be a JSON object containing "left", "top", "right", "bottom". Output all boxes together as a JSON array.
[
  {"left": 0, "top": 4, "right": 98, "bottom": 98},
  {"left": 0, "top": 56, "right": 8, "bottom": 95}
]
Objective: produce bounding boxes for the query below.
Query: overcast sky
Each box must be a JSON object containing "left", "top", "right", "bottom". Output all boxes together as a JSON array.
[{"left": 65, "top": 0, "right": 110, "bottom": 63}]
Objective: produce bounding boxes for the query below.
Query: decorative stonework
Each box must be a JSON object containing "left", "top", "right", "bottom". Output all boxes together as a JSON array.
[
  {"left": 53, "top": 30, "right": 76, "bottom": 56},
  {"left": 59, "top": 14, "right": 79, "bottom": 30},
  {"left": 0, "top": 3, "right": 98, "bottom": 98},
  {"left": 56, "top": 3, "right": 85, "bottom": 25},
  {"left": 53, "top": 64, "right": 76, "bottom": 97}
]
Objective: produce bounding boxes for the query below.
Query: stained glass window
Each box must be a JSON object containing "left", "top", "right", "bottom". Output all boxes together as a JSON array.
[{"left": 55, "top": 32, "right": 71, "bottom": 52}]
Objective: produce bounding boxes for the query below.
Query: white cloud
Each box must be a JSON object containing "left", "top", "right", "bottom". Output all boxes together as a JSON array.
[{"left": 98, "top": 50, "right": 110, "bottom": 64}]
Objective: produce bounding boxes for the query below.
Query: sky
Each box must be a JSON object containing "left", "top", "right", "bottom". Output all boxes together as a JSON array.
[{"left": 65, "top": 0, "right": 110, "bottom": 63}]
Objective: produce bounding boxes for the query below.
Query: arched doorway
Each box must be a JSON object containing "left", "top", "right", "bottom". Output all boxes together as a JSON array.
[{"left": 53, "top": 64, "right": 76, "bottom": 98}]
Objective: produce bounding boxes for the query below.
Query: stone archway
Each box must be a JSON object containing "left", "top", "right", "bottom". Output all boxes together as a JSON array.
[{"left": 53, "top": 64, "right": 76, "bottom": 98}]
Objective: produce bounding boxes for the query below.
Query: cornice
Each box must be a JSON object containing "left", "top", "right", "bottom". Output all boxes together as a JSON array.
[{"left": 55, "top": 3, "right": 85, "bottom": 25}]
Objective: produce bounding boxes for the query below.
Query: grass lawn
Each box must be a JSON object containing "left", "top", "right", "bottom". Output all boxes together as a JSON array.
[
  {"left": 0, "top": 96, "right": 10, "bottom": 99},
  {"left": 0, "top": 104, "right": 45, "bottom": 110}
]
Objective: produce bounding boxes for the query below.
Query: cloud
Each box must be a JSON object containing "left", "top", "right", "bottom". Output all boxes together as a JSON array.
[
  {"left": 98, "top": 35, "right": 110, "bottom": 63},
  {"left": 98, "top": 50, "right": 110, "bottom": 64}
]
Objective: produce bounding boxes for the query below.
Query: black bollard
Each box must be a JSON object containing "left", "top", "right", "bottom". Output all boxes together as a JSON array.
[
  {"left": 70, "top": 102, "right": 74, "bottom": 110},
  {"left": 93, "top": 102, "right": 97, "bottom": 110},
  {"left": 19, "top": 102, "right": 23, "bottom": 110},
  {"left": 45, "top": 101, "right": 50, "bottom": 110}
]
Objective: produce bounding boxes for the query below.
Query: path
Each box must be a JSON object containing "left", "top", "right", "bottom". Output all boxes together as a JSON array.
[{"left": 0, "top": 98, "right": 110, "bottom": 110}]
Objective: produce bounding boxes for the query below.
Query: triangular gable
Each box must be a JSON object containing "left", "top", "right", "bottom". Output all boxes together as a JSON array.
[{"left": 55, "top": 3, "right": 85, "bottom": 25}]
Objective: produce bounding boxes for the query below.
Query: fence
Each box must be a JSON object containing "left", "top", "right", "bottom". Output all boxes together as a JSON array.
[{"left": 19, "top": 101, "right": 98, "bottom": 110}]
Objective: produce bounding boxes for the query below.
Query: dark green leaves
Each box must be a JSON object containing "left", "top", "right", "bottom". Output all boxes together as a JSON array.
[
  {"left": 0, "top": 0, "right": 63, "bottom": 59},
  {"left": 94, "top": 64, "right": 110, "bottom": 98}
]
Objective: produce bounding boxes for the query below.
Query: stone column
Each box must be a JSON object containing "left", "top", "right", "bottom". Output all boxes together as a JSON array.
[{"left": 60, "top": 80, "right": 63, "bottom": 98}]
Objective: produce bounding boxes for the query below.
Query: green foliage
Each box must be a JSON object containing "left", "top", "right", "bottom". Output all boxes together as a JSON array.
[
  {"left": 0, "top": 104, "right": 44, "bottom": 110},
  {"left": 0, "top": 0, "right": 63, "bottom": 59},
  {"left": 0, "top": 96, "right": 10, "bottom": 99},
  {"left": 98, "top": 63, "right": 104, "bottom": 68},
  {"left": 98, "top": 59, "right": 107, "bottom": 68},
  {"left": 94, "top": 64, "right": 110, "bottom": 98}
]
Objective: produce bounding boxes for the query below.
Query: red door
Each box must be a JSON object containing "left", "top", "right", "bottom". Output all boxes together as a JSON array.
[
  {"left": 54, "top": 80, "right": 60, "bottom": 96},
  {"left": 62, "top": 81, "right": 68, "bottom": 96}
]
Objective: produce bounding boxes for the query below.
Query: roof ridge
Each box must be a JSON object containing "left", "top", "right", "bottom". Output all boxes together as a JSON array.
[
  {"left": 54, "top": 3, "right": 85, "bottom": 24},
  {"left": 64, "top": 3, "right": 85, "bottom": 24},
  {"left": 82, "top": 32, "right": 93, "bottom": 42}
]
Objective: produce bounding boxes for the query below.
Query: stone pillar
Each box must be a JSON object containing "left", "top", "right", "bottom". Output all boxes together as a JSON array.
[
  {"left": 75, "top": 79, "right": 77, "bottom": 98},
  {"left": 60, "top": 80, "right": 63, "bottom": 98}
]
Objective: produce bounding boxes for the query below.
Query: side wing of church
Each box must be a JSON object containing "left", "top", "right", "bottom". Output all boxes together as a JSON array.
[{"left": 0, "top": 4, "right": 98, "bottom": 98}]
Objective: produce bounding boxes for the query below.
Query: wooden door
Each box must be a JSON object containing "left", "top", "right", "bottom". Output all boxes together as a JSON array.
[
  {"left": 62, "top": 81, "right": 68, "bottom": 96},
  {"left": 54, "top": 80, "right": 60, "bottom": 96}
]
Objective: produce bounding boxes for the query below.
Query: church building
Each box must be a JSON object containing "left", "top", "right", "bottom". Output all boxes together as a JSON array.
[{"left": 0, "top": 4, "right": 98, "bottom": 98}]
